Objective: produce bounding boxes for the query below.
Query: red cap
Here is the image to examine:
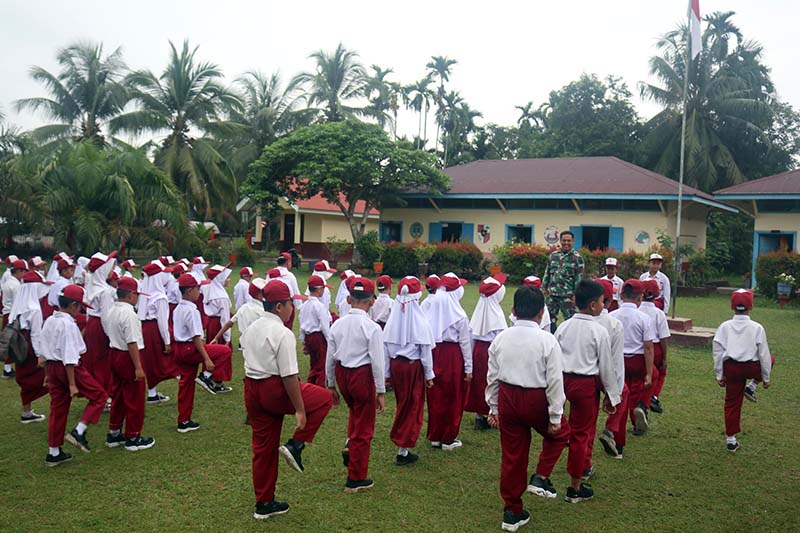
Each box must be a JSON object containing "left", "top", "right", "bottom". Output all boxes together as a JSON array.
[
  {"left": 479, "top": 274, "right": 507, "bottom": 296},
  {"left": 117, "top": 276, "right": 148, "bottom": 295},
  {"left": 240, "top": 266, "right": 254, "bottom": 277},
  {"left": 263, "top": 279, "right": 306, "bottom": 302},
  {"left": 248, "top": 278, "right": 267, "bottom": 300},
  {"left": 87, "top": 251, "right": 117, "bottom": 273},
  {"left": 61, "top": 284, "right": 92, "bottom": 308},
  {"left": 731, "top": 289, "right": 754, "bottom": 311},
  {"left": 425, "top": 275, "right": 441, "bottom": 291},
  {"left": 597, "top": 279, "right": 614, "bottom": 300},
  {"left": 441, "top": 274, "right": 468, "bottom": 292},
  {"left": 177, "top": 273, "right": 210, "bottom": 288},
  {"left": 314, "top": 260, "right": 337, "bottom": 273},
  {"left": 308, "top": 275, "right": 333, "bottom": 289},
  {"left": 280, "top": 252, "right": 292, "bottom": 262},
  {"left": 398, "top": 276, "right": 422, "bottom": 295},
  {"left": 30, "top": 256, "right": 46, "bottom": 268},
  {"left": 376, "top": 275, "right": 393, "bottom": 291},
  {"left": 53, "top": 252, "right": 72, "bottom": 262},
  {"left": 347, "top": 276, "right": 375, "bottom": 294},
  {"left": 5, "top": 255, "right": 19, "bottom": 266},
  {"left": 108, "top": 271, "right": 120, "bottom": 282},
  {"left": 340, "top": 269, "right": 355, "bottom": 280},
  {"left": 207, "top": 265, "right": 226, "bottom": 280},
  {"left": 142, "top": 260, "right": 166, "bottom": 276},
  {"left": 166, "top": 263, "right": 189, "bottom": 275},
  {"left": 622, "top": 279, "right": 644, "bottom": 295},
  {"left": 522, "top": 275, "right": 542, "bottom": 288},
  {"left": 120, "top": 259, "right": 139, "bottom": 270},
  {"left": 192, "top": 256, "right": 209, "bottom": 265},
  {"left": 12, "top": 259, "right": 28, "bottom": 271},
  {"left": 643, "top": 279, "right": 660, "bottom": 300},
  {"left": 267, "top": 268, "right": 281, "bottom": 279},
  {"left": 57, "top": 259, "right": 74, "bottom": 271},
  {"left": 22, "top": 270, "right": 54, "bottom": 284}
]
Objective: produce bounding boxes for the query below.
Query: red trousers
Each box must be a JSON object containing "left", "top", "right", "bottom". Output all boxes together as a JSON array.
[
  {"left": 41, "top": 298, "right": 56, "bottom": 321},
  {"left": 197, "top": 295, "right": 208, "bottom": 331},
  {"left": 646, "top": 343, "right": 666, "bottom": 408},
  {"left": 75, "top": 313, "right": 87, "bottom": 333},
  {"left": 427, "top": 342, "right": 467, "bottom": 443},
  {"left": 606, "top": 383, "right": 630, "bottom": 448},
  {"left": 205, "top": 315, "right": 224, "bottom": 345},
  {"left": 175, "top": 341, "right": 233, "bottom": 423},
  {"left": 389, "top": 357, "right": 426, "bottom": 448},
  {"left": 245, "top": 376, "right": 333, "bottom": 503},
  {"left": 108, "top": 349, "right": 146, "bottom": 438},
  {"left": 557, "top": 374, "right": 599, "bottom": 479},
  {"left": 335, "top": 364, "right": 376, "bottom": 481},
  {"left": 723, "top": 359, "right": 763, "bottom": 436},
  {"left": 46, "top": 362, "right": 106, "bottom": 447},
  {"left": 624, "top": 354, "right": 647, "bottom": 426},
  {"left": 82, "top": 316, "right": 111, "bottom": 396},
  {"left": 304, "top": 332, "right": 327, "bottom": 387},
  {"left": 464, "top": 340, "right": 490, "bottom": 415},
  {"left": 16, "top": 330, "right": 48, "bottom": 406},
  {"left": 2, "top": 313, "right": 9, "bottom": 364},
  {"left": 140, "top": 320, "right": 178, "bottom": 388},
  {"left": 498, "top": 383, "right": 570, "bottom": 514}
]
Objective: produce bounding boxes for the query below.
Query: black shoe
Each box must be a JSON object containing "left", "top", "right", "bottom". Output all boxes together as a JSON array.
[
  {"left": 744, "top": 386, "right": 757, "bottom": 403},
  {"left": 633, "top": 405, "right": 648, "bottom": 434},
  {"left": 474, "top": 415, "right": 491, "bottom": 431},
  {"left": 502, "top": 509, "right": 531, "bottom": 532},
  {"left": 195, "top": 373, "right": 217, "bottom": 394},
  {"left": 66, "top": 429, "right": 91, "bottom": 453},
  {"left": 125, "top": 436, "right": 156, "bottom": 451},
  {"left": 213, "top": 382, "right": 233, "bottom": 394},
  {"left": 344, "top": 478, "right": 374, "bottom": 493},
  {"left": 565, "top": 483, "right": 594, "bottom": 503},
  {"left": 526, "top": 473, "right": 557, "bottom": 498},
  {"left": 581, "top": 467, "right": 595, "bottom": 481},
  {"left": 21, "top": 412, "right": 46, "bottom": 424},
  {"left": 650, "top": 397, "right": 663, "bottom": 414},
  {"left": 244, "top": 415, "right": 251, "bottom": 425},
  {"left": 177, "top": 420, "right": 200, "bottom": 433},
  {"left": 146, "top": 393, "right": 170, "bottom": 405},
  {"left": 430, "top": 441, "right": 442, "bottom": 449},
  {"left": 615, "top": 444, "right": 624, "bottom": 460},
  {"left": 599, "top": 429, "right": 618, "bottom": 457},
  {"left": 342, "top": 439, "right": 350, "bottom": 467},
  {"left": 395, "top": 452, "right": 419, "bottom": 466},
  {"left": 279, "top": 439, "right": 305, "bottom": 473},
  {"left": 45, "top": 449, "right": 73, "bottom": 467},
  {"left": 254, "top": 500, "right": 289, "bottom": 519},
  {"left": 2, "top": 368, "right": 15, "bottom": 379},
  {"left": 727, "top": 441, "right": 741, "bottom": 453},
  {"left": 105, "top": 432, "right": 126, "bottom": 448}
]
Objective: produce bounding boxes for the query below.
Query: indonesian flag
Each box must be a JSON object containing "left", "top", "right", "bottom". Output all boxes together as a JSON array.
[{"left": 689, "top": 0, "right": 702, "bottom": 58}]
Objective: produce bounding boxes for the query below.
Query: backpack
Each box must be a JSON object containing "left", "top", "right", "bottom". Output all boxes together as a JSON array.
[{"left": 0, "top": 316, "right": 30, "bottom": 364}]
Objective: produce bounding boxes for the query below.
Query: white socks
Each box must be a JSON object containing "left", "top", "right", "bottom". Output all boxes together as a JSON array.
[
  {"left": 398, "top": 447, "right": 409, "bottom": 457},
  {"left": 75, "top": 422, "right": 88, "bottom": 435},
  {"left": 23, "top": 410, "right": 32, "bottom": 417},
  {"left": 726, "top": 435, "right": 737, "bottom": 445},
  {"left": 4, "top": 363, "right": 11, "bottom": 372},
  {"left": 203, "top": 371, "right": 212, "bottom": 379},
  {"left": 49, "top": 447, "right": 60, "bottom": 456},
  {"left": 148, "top": 387, "right": 157, "bottom": 397},
  {"left": 110, "top": 429, "right": 121, "bottom": 437}
]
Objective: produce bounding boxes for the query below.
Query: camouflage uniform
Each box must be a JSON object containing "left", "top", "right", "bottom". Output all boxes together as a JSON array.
[{"left": 542, "top": 249, "right": 584, "bottom": 325}]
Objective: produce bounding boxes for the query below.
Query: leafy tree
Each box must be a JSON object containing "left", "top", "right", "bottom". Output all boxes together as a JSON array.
[
  {"left": 426, "top": 55, "right": 457, "bottom": 152},
  {"left": 364, "top": 65, "right": 396, "bottom": 130},
  {"left": 470, "top": 124, "right": 520, "bottom": 160}
]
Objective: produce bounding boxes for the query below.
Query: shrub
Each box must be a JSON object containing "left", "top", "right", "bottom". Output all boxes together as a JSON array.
[
  {"left": 232, "top": 237, "right": 255, "bottom": 266},
  {"left": 755, "top": 252, "right": 800, "bottom": 298},
  {"left": 382, "top": 242, "right": 418, "bottom": 277},
  {"left": 354, "top": 230, "right": 383, "bottom": 266},
  {"left": 325, "top": 236, "right": 351, "bottom": 264},
  {"left": 429, "top": 242, "right": 483, "bottom": 279},
  {"left": 491, "top": 242, "right": 550, "bottom": 283}
]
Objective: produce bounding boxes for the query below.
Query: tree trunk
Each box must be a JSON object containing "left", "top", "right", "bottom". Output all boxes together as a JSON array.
[{"left": 423, "top": 103, "right": 429, "bottom": 148}]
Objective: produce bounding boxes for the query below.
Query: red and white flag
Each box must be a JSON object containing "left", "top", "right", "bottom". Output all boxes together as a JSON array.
[{"left": 689, "top": 0, "right": 702, "bottom": 58}]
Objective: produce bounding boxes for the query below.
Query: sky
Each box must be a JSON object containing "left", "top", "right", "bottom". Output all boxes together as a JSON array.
[{"left": 1, "top": 0, "right": 798, "bottom": 142}]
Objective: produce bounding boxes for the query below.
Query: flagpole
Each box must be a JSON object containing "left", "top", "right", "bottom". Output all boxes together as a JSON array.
[{"left": 672, "top": 6, "right": 693, "bottom": 320}]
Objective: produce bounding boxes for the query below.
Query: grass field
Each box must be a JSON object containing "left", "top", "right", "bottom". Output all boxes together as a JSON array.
[{"left": 1, "top": 268, "right": 798, "bottom": 532}]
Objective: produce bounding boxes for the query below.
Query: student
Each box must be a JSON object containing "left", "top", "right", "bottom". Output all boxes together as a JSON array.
[
  {"left": 8, "top": 270, "right": 52, "bottom": 424},
  {"left": 309, "top": 260, "right": 337, "bottom": 312},
  {"left": 639, "top": 253, "right": 671, "bottom": 313},
  {"left": 326, "top": 276, "right": 385, "bottom": 493},
  {"left": 539, "top": 280, "right": 619, "bottom": 499},
  {"left": 2, "top": 259, "right": 27, "bottom": 379},
  {"left": 242, "top": 279, "right": 333, "bottom": 519},
  {"left": 30, "top": 256, "right": 48, "bottom": 273},
  {"left": 299, "top": 275, "right": 333, "bottom": 387},
  {"left": 419, "top": 274, "right": 441, "bottom": 315},
  {"left": 210, "top": 278, "right": 269, "bottom": 344},
  {"left": 118, "top": 259, "right": 139, "bottom": 279},
  {"left": 601, "top": 258, "right": 623, "bottom": 312},
  {"left": 384, "top": 276, "right": 435, "bottom": 465},
  {"left": 173, "top": 273, "right": 234, "bottom": 433},
  {"left": 466, "top": 274, "right": 508, "bottom": 430},
  {"left": 425, "top": 272, "right": 472, "bottom": 450},
  {"left": 275, "top": 253, "right": 302, "bottom": 329},
  {"left": 44, "top": 259, "right": 74, "bottom": 321},
  {"left": 370, "top": 275, "right": 394, "bottom": 329},
  {"left": 46, "top": 252, "right": 72, "bottom": 282},
  {"left": 102, "top": 276, "right": 155, "bottom": 452},
  {"left": 234, "top": 267, "right": 254, "bottom": 311},
  {"left": 166, "top": 262, "right": 187, "bottom": 316},
  {"left": 640, "top": 280, "right": 670, "bottom": 414},
  {"left": 609, "top": 280, "right": 656, "bottom": 454},
  {"left": 509, "top": 276, "right": 551, "bottom": 332},
  {"left": 204, "top": 263, "right": 233, "bottom": 345},
  {"left": 713, "top": 289, "right": 772, "bottom": 453},
  {"left": 485, "top": 286, "right": 570, "bottom": 532},
  {"left": 137, "top": 260, "right": 174, "bottom": 405},
  {"left": 335, "top": 269, "right": 356, "bottom": 318},
  {"left": 190, "top": 256, "right": 210, "bottom": 329},
  {"left": 83, "top": 251, "right": 118, "bottom": 395},
  {"left": 41, "top": 285, "right": 107, "bottom": 463}
]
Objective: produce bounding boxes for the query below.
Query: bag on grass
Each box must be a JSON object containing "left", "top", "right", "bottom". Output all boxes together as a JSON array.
[{"left": 0, "top": 316, "right": 29, "bottom": 364}]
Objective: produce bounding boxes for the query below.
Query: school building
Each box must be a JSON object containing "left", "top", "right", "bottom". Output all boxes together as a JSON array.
[
  {"left": 380, "top": 157, "right": 735, "bottom": 254},
  {"left": 715, "top": 168, "right": 800, "bottom": 286}
]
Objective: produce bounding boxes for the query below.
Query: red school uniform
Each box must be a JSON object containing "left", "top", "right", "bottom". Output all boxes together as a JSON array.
[
  {"left": 138, "top": 261, "right": 178, "bottom": 389},
  {"left": 299, "top": 275, "right": 333, "bottom": 387}
]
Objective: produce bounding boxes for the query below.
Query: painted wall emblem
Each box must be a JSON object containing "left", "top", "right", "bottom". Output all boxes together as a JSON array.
[
  {"left": 634, "top": 230, "right": 651, "bottom": 246},
  {"left": 477, "top": 224, "right": 491, "bottom": 244},
  {"left": 409, "top": 222, "right": 423, "bottom": 240},
  {"left": 544, "top": 226, "right": 560, "bottom": 245}
]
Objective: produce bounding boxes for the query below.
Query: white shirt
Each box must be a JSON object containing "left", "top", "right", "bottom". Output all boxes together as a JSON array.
[
  {"left": 611, "top": 302, "right": 657, "bottom": 356},
  {"left": 172, "top": 299, "right": 204, "bottom": 342},
  {"left": 555, "top": 313, "right": 620, "bottom": 405},
  {"left": 40, "top": 311, "right": 86, "bottom": 365},
  {"left": 87, "top": 288, "right": 115, "bottom": 318},
  {"left": 298, "top": 296, "right": 331, "bottom": 342},
  {"left": 277, "top": 266, "right": 303, "bottom": 309},
  {"left": 13, "top": 303, "right": 44, "bottom": 355},
  {"left": 713, "top": 315, "right": 772, "bottom": 382},
  {"left": 370, "top": 293, "right": 393, "bottom": 324},
  {"left": 639, "top": 270, "right": 671, "bottom": 314},
  {"left": 232, "top": 301, "right": 268, "bottom": 337},
  {"left": 596, "top": 309, "right": 625, "bottom": 395},
  {"left": 485, "top": 320, "right": 565, "bottom": 423},
  {"left": 385, "top": 343, "right": 435, "bottom": 381},
  {"left": 439, "top": 316, "right": 473, "bottom": 374},
  {"left": 48, "top": 276, "right": 71, "bottom": 307},
  {"left": 509, "top": 306, "right": 551, "bottom": 332},
  {"left": 602, "top": 275, "right": 624, "bottom": 302},
  {"left": 326, "top": 309, "right": 385, "bottom": 393},
  {"left": 102, "top": 301, "right": 144, "bottom": 351},
  {"left": 639, "top": 301, "right": 671, "bottom": 342},
  {"left": 233, "top": 279, "right": 250, "bottom": 311},
  {"left": 165, "top": 275, "right": 181, "bottom": 305},
  {"left": 241, "top": 312, "right": 299, "bottom": 379},
  {"left": 1, "top": 276, "right": 20, "bottom": 315}
]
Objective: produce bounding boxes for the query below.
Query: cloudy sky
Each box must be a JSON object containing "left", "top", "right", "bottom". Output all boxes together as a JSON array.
[{"left": 1, "top": 0, "right": 797, "bottom": 140}]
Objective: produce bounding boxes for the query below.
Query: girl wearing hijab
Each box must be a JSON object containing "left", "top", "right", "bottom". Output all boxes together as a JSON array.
[
  {"left": 419, "top": 275, "right": 441, "bottom": 315},
  {"left": 137, "top": 260, "right": 175, "bottom": 404},
  {"left": 83, "top": 251, "right": 118, "bottom": 396},
  {"left": 335, "top": 269, "right": 356, "bottom": 318},
  {"left": 204, "top": 263, "right": 233, "bottom": 345}
]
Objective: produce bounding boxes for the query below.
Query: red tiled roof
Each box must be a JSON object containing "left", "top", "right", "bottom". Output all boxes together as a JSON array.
[
  {"left": 440, "top": 157, "right": 715, "bottom": 200},
  {"left": 715, "top": 168, "right": 800, "bottom": 195},
  {"left": 295, "top": 193, "right": 379, "bottom": 216}
]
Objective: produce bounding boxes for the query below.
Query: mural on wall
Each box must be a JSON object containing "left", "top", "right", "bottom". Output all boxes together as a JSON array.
[
  {"left": 544, "top": 225, "right": 560, "bottom": 245},
  {"left": 477, "top": 224, "right": 491, "bottom": 244},
  {"left": 634, "top": 230, "right": 651, "bottom": 246},
  {"left": 409, "top": 222, "right": 424, "bottom": 240}
]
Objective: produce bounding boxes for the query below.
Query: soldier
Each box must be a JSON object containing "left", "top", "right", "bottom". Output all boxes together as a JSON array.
[{"left": 542, "top": 231, "right": 584, "bottom": 330}]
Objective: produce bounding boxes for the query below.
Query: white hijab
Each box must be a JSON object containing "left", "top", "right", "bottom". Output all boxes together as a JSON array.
[
  {"left": 46, "top": 253, "right": 69, "bottom": 282},
  {"left": 383, "top": 277, "right": 435, "bottom": 347},
  {"left": 85, "top": 255, "right": 117, "bottom": 304},
  {"left": 469, "top": 281, "right": 507, "bottom": 337},
  {"left": 426, "top": 286, "right": 468, "bottom": 343},
  {"left": 73, "top": 256, "right": 89, "bottom": 285},
  {"left": 335, "top": 270, "right": 355, "bottom": 308},
  {"left": 137, "top": 271, "right": 169, "bottom": 320},
  {"left": 206, "top": 266, "right": 231, "bottom": 302},
  {"left": 9, "top": 279, "right": 44, "bottom": 324}
]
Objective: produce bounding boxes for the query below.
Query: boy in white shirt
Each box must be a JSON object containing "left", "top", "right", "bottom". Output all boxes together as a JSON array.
[
  {"left": 370, "top": 275, "right": 394, "bottom": 328},
  {"left": 713, "top": 289, "right": 773, "bottom": 453},
  {"left": 210, "top": 278, "right": 268, "bottom": 343},
  {"left": 639, "top": 253, "right": 671, "bottom": 313},
  {"left": 486, "top": 285, "right": 569, "bottom": 532},
  {"left": 601, "top": 258, "right": 623, "bottom": 312},
  {"left": 234, "top": 267, "right": 254, "bottom": 311},
  {"left": 640, "top": 279, "right": 671, "bottom": 414},
  {"left": 44, "top": 259, "right": 74, "bottom": 321},
  {"left": 326, "top": 276, "right": 385, "bottom": 493},
  {"left": 276, "top": 253, "right": 302, "bottom": 329},
  {"left": 299, "top": 275, "right": 333, "bottom": 386},
  {"left": 2, "top": 258, "right": 27, "bottom": 378},
  {"left": 509, "top": 276, "right": 552, "bottom": 332},
  {"left": 335, "top": 269, "right": 355, "bottom": 318}
]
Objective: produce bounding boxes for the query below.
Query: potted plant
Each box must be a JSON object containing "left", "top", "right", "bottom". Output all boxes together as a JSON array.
[
  {"left": 414, "top": 243, "right": 436, "bottom": 278},
  {"left": 776, "top": 273, "right": 795, "bottom": 308},
  {"left": 325, "top": 236, "right": 351, "bottom": 269}
]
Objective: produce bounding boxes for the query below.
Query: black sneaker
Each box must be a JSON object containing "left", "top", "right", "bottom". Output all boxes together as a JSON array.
[
  {"left": 565, "top": 483, "right": 594, "bottom": 503},
  {"left": 502, "top": 509, "right": 531, "bottom": 532},
  {"left": 279, "top": 439, "right": 305, "bottom": 473},
  {"left": 526, "top": 473, "right": 557, "bottom": 498},
  {"left": 2, "top": 368, "right": 15, "bottom": 379},
  {"left": 581, "top": 467, "right": 595, "bottom": 481},
  {"left": 177, "top": 420, "right": 200, "bottom": 433},
  {"left": 395, "top": 452, "right": 419, "bottom": 466},
  {"left": 146, "top": 393, "right": 170, "bottom": 405},
  {"left": 632, "top": 404, "right": 648, "bottom": 435},
  {"left": 45, "top": 449, "right": 73, "bottom": 467},
  {"left": 105, "top": 432, "right": 126, "bottom": 448},
  {"left": 342, "top": 439, "right": 350, "bottom": 467},
  {"left": 254, "top": 500, "right": 289, "bottom": 519},
  {"left": 125, "top": 436, "right": 156, "bottom": 451},
  {"left": 474, "top": 415, "right": 491, "bottom": 431},
  {"left": 599, "top": 428, "right": 618, "bottom": 457},
  {"left": 744, "top": 386, "right": 757, "bottom": 403},
  {"left": 195, "top": 373, "right": 217, "bottom": 394},
  {"left": 650, "top": 397, "right": 663, "bottom": 414},
  {"left": 344, "top": 478, "right": 374, "bottom": 493},
  {"left": 21, "top": 412, "right": 46, "bottom": 424},
  {"left": 213, "top": 382, "right": 233, "bottom": 394},
  {"left": 727, "top": 441, "right": 741, "bottom": 453},
  {"left": 66, "top": 429, "right": 91, "bottom": 453}
]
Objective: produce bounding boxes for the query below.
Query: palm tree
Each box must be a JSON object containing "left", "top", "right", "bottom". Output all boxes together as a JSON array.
[
  {"left": 291, "top": 43, "right": 371, "bottom": 123},
  {"left": 426, "top": 56, "right": 457, "bottom": 152},
  {"left": 638, "top": 13, "right": 773, "bottom": 191},
  {"left": 110, "top": 40, "right": 243, "bottom": 220},
  {"left": 406, "top": 76, "right": 433, "bottom": 148},
  {"left": 15, "top": 42, "right": 129, "bottom": 147},
  {"left": 365, "top": 65, "right": 395, "bottom": 130}
]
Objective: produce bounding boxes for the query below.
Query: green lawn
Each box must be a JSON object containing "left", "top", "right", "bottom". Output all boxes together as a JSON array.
[{"left": 1, "top": 269, "right": 798, "bottom": 531}]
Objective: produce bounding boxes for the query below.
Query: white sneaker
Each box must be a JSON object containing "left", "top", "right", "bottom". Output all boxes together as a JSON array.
[{"left": 442, "top": 439, "right": 463, "bottom": 451}]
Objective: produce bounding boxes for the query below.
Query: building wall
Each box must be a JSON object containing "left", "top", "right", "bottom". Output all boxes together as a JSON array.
[{"left": 754, "top": 213, "right": 800, "bottom": 236}]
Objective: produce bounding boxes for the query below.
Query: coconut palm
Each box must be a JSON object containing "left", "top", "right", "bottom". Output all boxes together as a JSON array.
[
  {"left": 405, "top": 76, "right": 434, "bottom": 149},
  {"left": 110, "top": 40, "right": 243, "bottom": 220},
  {"left": 14, "top": 42, "right": 129, "bottom": 147},
  {"left": 365, "top": 65, "right": 395, "bottom": 130},
  {"left": 426, "top": 56, "right": 457, "bottom": 152}
]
